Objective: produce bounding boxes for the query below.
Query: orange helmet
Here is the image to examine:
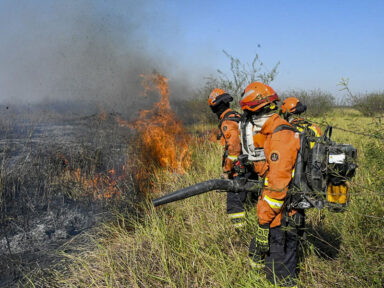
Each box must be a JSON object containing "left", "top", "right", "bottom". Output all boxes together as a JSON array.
[
  {"left": 281, "top": 97, "right": 307, "bottom": 114},
  {"left": 208, "top": 88, "right": 233, "bottom": 107},
  {"left": 240, "top": 82, "right": 279, "bottom": 112}
]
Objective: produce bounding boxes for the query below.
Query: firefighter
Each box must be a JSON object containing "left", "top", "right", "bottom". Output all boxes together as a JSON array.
[
  {"left": 238, "top": 82, "right": 302, "bottom": 287},
  {"left": 281, "top": 97, "right": 322, "bottom": 138},
  {"left": 208, "top": 88, "right": 245, "bottom": 229}
]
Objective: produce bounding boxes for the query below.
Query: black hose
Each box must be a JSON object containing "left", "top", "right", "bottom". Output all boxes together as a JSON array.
[{"left": 152, "top": 178, "right": 261, "bottom": 207}]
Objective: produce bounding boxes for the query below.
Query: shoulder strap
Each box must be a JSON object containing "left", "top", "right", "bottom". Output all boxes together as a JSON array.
[
  {"left": 273, "top": 124, "right": 299, "bottom": 134},
  {"left": 223, "top": 110, "right": 241, "bottom": 122},
  {"left": 226, "top": 116, "right": 241, "bottom": 122},
  {"left": 218, "top": 110, "right": 241, "bottom": 129}
]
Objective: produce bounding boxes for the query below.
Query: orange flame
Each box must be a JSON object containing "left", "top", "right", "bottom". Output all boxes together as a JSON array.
[
  {"left": 72, "top": 168, "right": 123, "bottom": 199},
  {"left": 56, "top": 153, "right": 124, "bottom": 200},
  {"left": 117, "top": 72, "right": 190, "bottom": 193}
]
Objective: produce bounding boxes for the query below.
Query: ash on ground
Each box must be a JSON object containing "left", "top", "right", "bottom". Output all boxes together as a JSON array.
[{"left": 0, "top": 106, "right": 139, "bottom": 287}]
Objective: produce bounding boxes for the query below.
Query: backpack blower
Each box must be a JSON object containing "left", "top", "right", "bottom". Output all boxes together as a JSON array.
[{"left": 289, "top": 126, "right": 357, "bottom": 212}]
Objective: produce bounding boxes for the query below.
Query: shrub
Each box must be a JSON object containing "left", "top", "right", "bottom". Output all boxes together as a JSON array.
[
  {"left": 176, "top": 51, "right": 279, "bottom": 124},
  {"left": 280, "top": 89, "right": 335, "bottom": 117},
  {"left": 351, "top": 92, "right": 384, "bottom": 116},
  {"left": 204, "top": 50, "right": 279, "bottom": 107},
  {"left": 338, "top": 78, "right": 384, "bottom": 116}
]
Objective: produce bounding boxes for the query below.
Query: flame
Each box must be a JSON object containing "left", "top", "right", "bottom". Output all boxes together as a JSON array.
[
  {"left": 117, "top": 72, "right": 191, "bottom": 193},
  {"left": 55, "top": 154, "right": 124, "bottom": 200},
  {"left": 72, "top": 168, "right": 123, "bottom": 199},
  {"left": 134, "top": 72, "right": 190, "bottom": 172},
  {"left": 56, "top": 72, "right": 190, "bottom": 197}
]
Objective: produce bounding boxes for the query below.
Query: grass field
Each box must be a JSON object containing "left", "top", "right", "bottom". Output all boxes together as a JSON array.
[{"left": 27, "top": 109, "right": 383, "bottom": 288}]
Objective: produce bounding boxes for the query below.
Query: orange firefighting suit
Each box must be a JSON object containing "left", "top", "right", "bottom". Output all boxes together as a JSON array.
[
  {"left": 254, "top": 114, "right": 300, "bottom": 228},
  {"left": 219, "top": 108, "right": 241, "bottom": 173},
  {"left": 217, "top": 108, "right": 246, "bottom": 228},
  {"left": 246, "top": 113, "right": 303, "bottom": 287}
]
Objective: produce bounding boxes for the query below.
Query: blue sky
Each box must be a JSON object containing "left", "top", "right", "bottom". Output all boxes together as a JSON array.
[
  {"left": 144, "top": 0, "right": 384, "bottom": 96},
  {"left": 0, "top": 0, "right": 383, "bottom": 103}
]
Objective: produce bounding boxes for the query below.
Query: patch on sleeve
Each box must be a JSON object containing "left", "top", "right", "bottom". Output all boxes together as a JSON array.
[{"left": 270, "top": 152, "right": 280, "bottom": 162}]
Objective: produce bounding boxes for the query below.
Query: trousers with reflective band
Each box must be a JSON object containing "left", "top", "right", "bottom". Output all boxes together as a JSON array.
[
  {"left": 264, "top": 211, "right": 304, "bottom": 287},
  {"left": 227, "top": 191, "right": 246, "bottom": 226},
  {"left": 228, "top": 211, "right": 246, "bottom": 228}
]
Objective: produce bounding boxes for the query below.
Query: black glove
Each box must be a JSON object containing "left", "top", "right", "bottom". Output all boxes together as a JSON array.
[{"left": 233, "top": 159, "right": 246, "bottom": 175}]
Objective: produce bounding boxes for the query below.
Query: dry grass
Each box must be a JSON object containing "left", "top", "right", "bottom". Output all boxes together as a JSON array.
[{"left": 25, "top": 109, "right": 384, "bottom": 288}]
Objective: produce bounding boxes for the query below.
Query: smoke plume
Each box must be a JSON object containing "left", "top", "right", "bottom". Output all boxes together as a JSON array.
[{"left": 0, "top": 0, "right": 202, "bottom": 117}]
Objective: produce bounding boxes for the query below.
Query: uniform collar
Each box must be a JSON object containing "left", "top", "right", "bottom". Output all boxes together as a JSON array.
[{"left": 260, "top": 113, "right": 283, "bottom": 134}]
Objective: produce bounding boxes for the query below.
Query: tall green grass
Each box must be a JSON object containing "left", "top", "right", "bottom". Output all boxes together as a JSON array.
[
  {"left": 301, "top": 109, "right": 384, "bottom": 287},
  {"left": 31, "top": 110, "right": 383, "bottom": 288}
]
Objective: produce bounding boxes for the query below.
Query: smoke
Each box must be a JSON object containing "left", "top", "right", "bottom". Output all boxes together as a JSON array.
[{"left": 0, "top": 1, "right": 204, "bottom": 116}]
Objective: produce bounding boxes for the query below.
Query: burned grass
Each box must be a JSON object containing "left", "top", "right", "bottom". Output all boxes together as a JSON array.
[{"left": 0, "top": 110, "right": 139, "bottom": 287}]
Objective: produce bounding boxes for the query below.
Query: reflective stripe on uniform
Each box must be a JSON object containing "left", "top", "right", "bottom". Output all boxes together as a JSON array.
[
  {"left": 249, "top": 258, "right": 264, "bottom": 269},
  {"left": 291, "top": 168, "right": 295, "bottom": 178},
  {"left": 228, "top": 211, "right": 245, "bottom": 219},
  {"left": 233, "top": 222, "right": 246, "bottom": 228},
  {"left": 264, "top": 195, "right": 284, "bottom": 209},
  {"left": 227, "top": 155, "right": 238, "bottom": 160}
]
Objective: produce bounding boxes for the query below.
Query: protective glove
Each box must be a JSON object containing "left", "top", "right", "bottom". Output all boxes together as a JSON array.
[{"left": 233, "top": 159, "right": 246, "bottom": 175}]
